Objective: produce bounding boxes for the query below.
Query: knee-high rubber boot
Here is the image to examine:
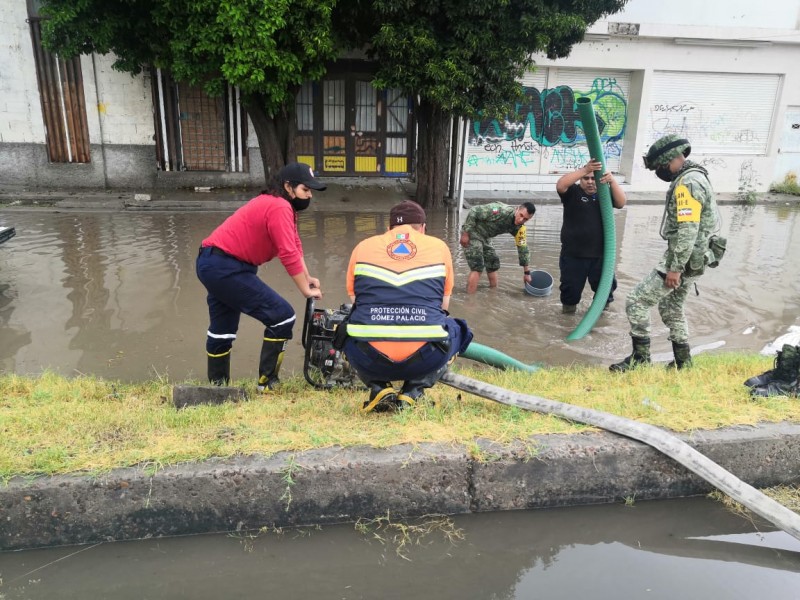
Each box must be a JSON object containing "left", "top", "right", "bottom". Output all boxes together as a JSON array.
[
  {"left": 208, "top": 352, "right": 231, "bottom": 386},
  {"left": 667, "top": 341, "right": 693, "bottom": 370},
  {"left": 609, "top": 336, "right": 651, "bottom": 372},
  {"left": 258, "top": 338, "right": 287, "bottom": 392}
]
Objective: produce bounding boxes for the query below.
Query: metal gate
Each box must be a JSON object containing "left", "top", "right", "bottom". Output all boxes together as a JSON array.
[{"left": 151, "top": 69, "right": 248, "bottom": 172}]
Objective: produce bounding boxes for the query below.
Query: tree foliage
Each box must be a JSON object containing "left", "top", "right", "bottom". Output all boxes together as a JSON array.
[
  {"left": 346, "top": 0, "right": 628, "bottom": 119},
  {"left": 39, "top": 0, "right": 628, "bottom": 200},
  {"left": 40, "top": 0, "right": 338, "bottom": 175},
  {"left": 42, "top": 0, "right": 336, "bottom": 110},
  {"left": 336, "top": 0, "right": 628, "bottom": 206}
]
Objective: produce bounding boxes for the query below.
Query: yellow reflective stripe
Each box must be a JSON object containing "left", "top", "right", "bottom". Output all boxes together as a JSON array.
[
  {"left": 347, "top": 324, "right": 448, "bottom": 339},
  {"left": 207, "top": 350, "right": 231, "bottom": 358},
  {"left": 353, "top": 263, "right": 446, "bottom": 286}
]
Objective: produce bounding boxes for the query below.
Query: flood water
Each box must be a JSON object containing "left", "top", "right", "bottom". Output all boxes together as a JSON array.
[
  {"left": 0, "top": 197, "right": 798, "bottom": 381},
  {"left": 1, "top": 497, "right": 799, "bottom": 599}
]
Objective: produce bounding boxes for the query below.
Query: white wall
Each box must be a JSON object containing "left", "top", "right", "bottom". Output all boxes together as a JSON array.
[
  {"left": 1, "top": 0, "right": 46, "bottom": 144},
  {"left": 532, "top": 33, "right": 800, "bottom": 192},
  {"left": 88, "top": 53, "right": 155, "bottom": 146},
  {"left": 0, "top": 2, "right": 154, "bottom": 147}
]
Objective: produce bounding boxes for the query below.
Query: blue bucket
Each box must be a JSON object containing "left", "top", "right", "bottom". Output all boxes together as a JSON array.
[{"left": 524, "top": 270, "right": 553, "bottom": 297}]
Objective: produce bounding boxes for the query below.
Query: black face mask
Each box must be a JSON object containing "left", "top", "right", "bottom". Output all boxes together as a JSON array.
[
  {"left": 655, "top": 165, "right": 673, "bottom": 182},
  {"left": 290, "top": 198, "right": 311, "bottom": 212}
]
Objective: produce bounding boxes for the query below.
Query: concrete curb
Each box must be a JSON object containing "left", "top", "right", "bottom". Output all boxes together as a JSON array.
[{"left": 3, "top": 422, "right": 799, "bottom": 551}]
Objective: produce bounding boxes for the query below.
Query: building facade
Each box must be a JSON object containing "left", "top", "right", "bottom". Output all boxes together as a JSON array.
[
  {"left": 457, "top": 0, "right": 800, "bottom": 194},
  {"left": 1, "top": 0, "right": 798, "bottom": 193}
]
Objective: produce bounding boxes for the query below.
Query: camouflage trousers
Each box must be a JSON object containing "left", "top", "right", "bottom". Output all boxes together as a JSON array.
[
  {"left": 625, "top": 269, "right": 699, "bottom": 343},
  {"left": 464, "top": 237, "right": 500, "bottom": 273}
]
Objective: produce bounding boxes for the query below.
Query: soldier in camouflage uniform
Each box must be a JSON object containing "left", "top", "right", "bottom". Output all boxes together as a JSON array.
[
  {"left": 459, "top": 202, "right": 535, "bottom": 293},
  {"left": 610, "top": 135, "right": 719, "bottom": 372}
]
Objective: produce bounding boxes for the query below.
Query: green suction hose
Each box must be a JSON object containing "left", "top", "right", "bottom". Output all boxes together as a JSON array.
[
  {"left": 460, "top": 341, "right": 541, "bottom": 373},
  {"left": 566, "top": 97, "right": 617, "bottom": 342}
]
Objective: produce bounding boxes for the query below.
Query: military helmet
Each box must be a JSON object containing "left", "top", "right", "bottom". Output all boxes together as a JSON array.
[{"left": 643, "top": 135, "right": 691, "bottom": 170}]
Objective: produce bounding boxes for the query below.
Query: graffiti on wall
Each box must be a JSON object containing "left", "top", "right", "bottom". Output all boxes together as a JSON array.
[
  {"left": 648, "top": 103, "right": 764, "bottom": 151},
  {"left": 466, "top": 77, "right": 628, "bottom": 171}
]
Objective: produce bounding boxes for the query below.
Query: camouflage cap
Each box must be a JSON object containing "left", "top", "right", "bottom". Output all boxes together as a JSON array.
[{"left": 643, "top": 134, "right": 691, "bottom": 170}]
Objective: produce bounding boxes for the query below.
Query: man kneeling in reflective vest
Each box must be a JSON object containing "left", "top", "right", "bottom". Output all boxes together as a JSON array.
[{"left": 343, "top": 200, "right": 473, "bottom": 413}]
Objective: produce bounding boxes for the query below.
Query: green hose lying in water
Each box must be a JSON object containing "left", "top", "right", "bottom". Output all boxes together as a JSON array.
[
  {"left": 460, "top": 341, "right": 541, "bottom": 373},
  {"left": 567, "top": 97, "right": 617, "bottom": 342}
]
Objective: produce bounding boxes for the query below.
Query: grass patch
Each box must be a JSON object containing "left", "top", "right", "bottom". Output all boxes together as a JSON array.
[
  {"left": 1, "top": 352, "right": 797, "bottom": 480},
  {"left": 709, "top": 485, "right": 800, "bottom": 518},
  {"left": 770, "top": 172, "right": 800, "bottom": 196}
]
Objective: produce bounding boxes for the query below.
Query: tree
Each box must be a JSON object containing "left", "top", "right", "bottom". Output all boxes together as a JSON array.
[
  {"left": 338, "top": 0, "right": 628, "bottom": 207},
  {"left": 39, "top": 0, "right": 338, "bottom": 179}
]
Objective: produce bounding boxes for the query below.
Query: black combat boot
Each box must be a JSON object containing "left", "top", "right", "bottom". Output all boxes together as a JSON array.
[
  {"left": 257, "top": 338, "right": 287, "bottom": 392},
  {"left": 208, "top": 352, "right": 231, "bottom": 386},
  {"left": 750, "top": 378, "right": 799, "bottom": 398},
  {"left": 609, "top": 336, "right": 651, "bottom": 372},
  {"left": 744, "top": 344, "right": 800, "bottom": 388},
  {"left": 666, "top": 341, "right": 693, "bottom": 370}
]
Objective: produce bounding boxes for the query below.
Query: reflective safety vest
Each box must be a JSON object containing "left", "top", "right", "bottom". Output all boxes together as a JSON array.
[{"left": 346, "top": 228, "right": 452, "bottom": 342}]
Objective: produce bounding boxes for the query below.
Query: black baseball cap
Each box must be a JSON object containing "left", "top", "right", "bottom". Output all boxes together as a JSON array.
[{"left": 279, "top": 162, "right": 327, "bottom": 190}]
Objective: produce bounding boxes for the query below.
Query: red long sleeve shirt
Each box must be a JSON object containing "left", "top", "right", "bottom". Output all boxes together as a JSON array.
[{"left": 201, "top": 194, "right": 304, "bottom": 276}]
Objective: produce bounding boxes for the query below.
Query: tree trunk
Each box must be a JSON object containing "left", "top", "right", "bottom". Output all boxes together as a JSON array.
[
  {"left": 242, "top": 93, "right": 298, "bottom": 184},
  {"left": 415, "top": 100, "right": 451, "bottom": 209}
]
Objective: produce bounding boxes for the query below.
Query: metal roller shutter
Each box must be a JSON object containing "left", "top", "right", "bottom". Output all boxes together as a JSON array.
[{"left": 647, "top": 71, "right": 780, "bottom": 155}]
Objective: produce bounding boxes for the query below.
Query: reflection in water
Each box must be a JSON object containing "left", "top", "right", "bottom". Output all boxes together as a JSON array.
[
  {"left": 0, "top": 204, "right": 798, "bottom": 382},
  {"left": 0, "top": 498, "right": 798, "bottom": 599}
]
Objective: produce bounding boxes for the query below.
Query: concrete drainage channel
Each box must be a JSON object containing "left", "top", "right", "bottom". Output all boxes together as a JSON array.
[{"left": 2, "top": 422, "right": 800, "bottom": 551}]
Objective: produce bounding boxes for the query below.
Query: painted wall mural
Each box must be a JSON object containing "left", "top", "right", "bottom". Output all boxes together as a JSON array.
[{"left": 466, "top": 77, "right": 628, "bottom": 173}]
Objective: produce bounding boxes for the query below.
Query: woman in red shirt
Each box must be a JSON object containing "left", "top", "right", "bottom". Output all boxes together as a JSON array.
[{"left": 197, "top": 163, "right": 325, "bottom": 390}]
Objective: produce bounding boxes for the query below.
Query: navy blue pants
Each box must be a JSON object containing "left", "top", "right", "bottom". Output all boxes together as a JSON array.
[
  {"left": 559, "top": 255, "right": 617, "bottom": 307},
  {"left": 196, "top": 247, "right": 296, "bottom": 355},
  {"left": 344, "top": 318, "right": 472, "bottom": 391}
]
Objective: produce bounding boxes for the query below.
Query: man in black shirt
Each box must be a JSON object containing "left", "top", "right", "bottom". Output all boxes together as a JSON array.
[{"left": 556, "top": 159, "right": 627, "bottom": 314}]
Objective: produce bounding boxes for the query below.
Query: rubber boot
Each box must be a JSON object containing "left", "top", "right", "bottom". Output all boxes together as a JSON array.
[
  {"left": 208, "top": 352, "right": 231, "bottom": 386},
  {"left": 666, "top": 341, "right": 693, "bottom": 370},
  {"left": 362, "top": 383, "right": 399, "bottom": 413},
  {"left": 609, "top": 336, "right": 651, "bottom": 372},
  {"left": 744, "top": 344, "right": 799, "bottom": 388},
  {"left": 257, "top": 338, "right": 287, "bottom": 392}
]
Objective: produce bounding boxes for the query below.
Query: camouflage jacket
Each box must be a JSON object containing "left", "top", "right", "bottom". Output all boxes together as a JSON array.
[
  {"left": 461, "top": 202, "right": 530, "bottom": 267},
  {"left": 658, "top": 162, "right": 718, "bottom": 275}
]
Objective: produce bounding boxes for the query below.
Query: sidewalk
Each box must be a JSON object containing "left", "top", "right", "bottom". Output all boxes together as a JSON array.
[{"left": 1, "top": 180, "right": 797, "bottom": 211}]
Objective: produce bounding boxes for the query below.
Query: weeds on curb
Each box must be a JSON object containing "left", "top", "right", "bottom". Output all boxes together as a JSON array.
[{"left": 354, "top": 512, "right": 464, "bottom": 560}]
